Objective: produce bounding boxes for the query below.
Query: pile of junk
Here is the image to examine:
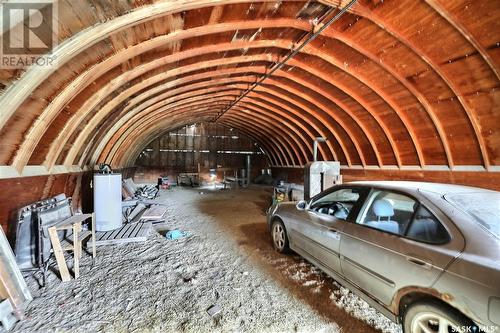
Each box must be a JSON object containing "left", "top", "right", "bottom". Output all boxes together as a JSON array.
[
  {"left": 0, "top": 170, "right": 174, "bottom": 331},
  {"left": 121, "top": 178, "right": 167, "bottom": 224}
]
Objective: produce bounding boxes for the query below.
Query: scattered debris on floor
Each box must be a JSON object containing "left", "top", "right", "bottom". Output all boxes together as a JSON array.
[
  {"left": 121, "top": 178, "right": 167, "bottom": 224},
  {"left": 206, "top": 304, "right": 222, "bottom": 317},
  {"left": 165, "top": 229, "right": 188, "bottom": 240},
  {"left": 140, "top": 205, "right": 168, "bottom": 223},
  {"left": 11, "top": 187, "right": 402, "bottom": 333},
  {"left": 122, "top": 178, "right": 159, "bottom": 200},
  {"left": 92, "top": 222, "right": 152, "bottom": 246}
]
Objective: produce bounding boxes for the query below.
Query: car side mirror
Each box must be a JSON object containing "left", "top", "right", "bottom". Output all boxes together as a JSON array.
[{"left": 296, "top": 200, "right": 307, "bottom": 210}]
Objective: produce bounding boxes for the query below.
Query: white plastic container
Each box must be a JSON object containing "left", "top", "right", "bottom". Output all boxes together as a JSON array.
[{"left": 93, "top": 173, "right": 123, "bottom": 231}]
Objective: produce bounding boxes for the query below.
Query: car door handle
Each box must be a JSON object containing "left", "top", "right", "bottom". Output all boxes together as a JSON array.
[
  {"left": 326, "top": 228, "right": 340, "bottom": 240},
  {"left": 406, "top": 257, "right": 432, "bottom": 269}
]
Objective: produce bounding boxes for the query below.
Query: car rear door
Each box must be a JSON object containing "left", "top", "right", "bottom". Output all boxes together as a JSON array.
[{"left": 339, "top": 188, "right": 465, "bottom": 306}]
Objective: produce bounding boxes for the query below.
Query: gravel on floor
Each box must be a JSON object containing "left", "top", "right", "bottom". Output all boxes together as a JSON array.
[{"left": 14, "top": 186, "right": 402, "bottom": 333}]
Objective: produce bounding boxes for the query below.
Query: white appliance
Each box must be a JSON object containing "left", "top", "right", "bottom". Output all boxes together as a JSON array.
[{"left": 93, "top": 173, "right": 122, "bottom": 231}]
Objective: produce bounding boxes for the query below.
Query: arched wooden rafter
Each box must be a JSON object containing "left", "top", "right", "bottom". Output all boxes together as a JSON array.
[
  {"left": 24, "top": 38, "right": 410, "bottom": 169},
  {"left": 0, "top": 0, "right": 498, "bottom": 177}
]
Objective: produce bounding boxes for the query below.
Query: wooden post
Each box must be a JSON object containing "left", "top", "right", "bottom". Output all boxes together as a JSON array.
[
  {"left": 72, "top": 223, "right": 80, "bottom": 279},
  {"left": 48, "top": 227, "right": 71, "bottom": 282},
  {"left": 91, "top": 213, "right": 96, "bottom": 258}
]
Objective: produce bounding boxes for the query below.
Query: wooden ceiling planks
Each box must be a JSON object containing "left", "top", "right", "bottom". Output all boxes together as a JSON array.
[
  {"left": 55, "top": 36, "right": 410, "bottom": 169},
  {"left": 0, "top": 0, "right": 498, "bottom": 175}
]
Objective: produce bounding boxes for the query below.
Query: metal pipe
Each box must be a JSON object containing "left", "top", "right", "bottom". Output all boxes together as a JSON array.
[
  {"left": 246, "top": 154, "right": 251, "bottom": 186},
  {"left": 313, "top": 137, "right": 327, "bottom": 161},
  {"left": 213, "top": 0, "right": 358, "bottom": 121}
]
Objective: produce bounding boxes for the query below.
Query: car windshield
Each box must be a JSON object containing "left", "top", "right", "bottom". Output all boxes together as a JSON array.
[{"left": 444, "top": 192, "right": 500, "bottom": 238}]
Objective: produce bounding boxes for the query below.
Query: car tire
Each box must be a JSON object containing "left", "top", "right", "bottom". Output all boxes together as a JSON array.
[
  {"left": 403, "top": 300, "right": 474, "bottom": 333},
  {"left": 271, "top": 219, "right": 290, "bottom": 253}
]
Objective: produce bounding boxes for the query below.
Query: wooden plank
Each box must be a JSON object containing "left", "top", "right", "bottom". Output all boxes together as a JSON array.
[
  {"left": 137, "top": 222, "right": 152, "bottom": 238},
  {"left": 129, "top": 223, "right": 142, "bottom": 238},
  {"left": 91, "top": 213, "right": 96, "bottom": 258},
  {"left": 91, "top": 222, "right": 151, "bottom": 246},
  {"left": 72, "top": 223, "right": 81, "bottom": 279},
  {"left": 54, "top": 214, "right": 92, "bottom": 228},
  {"left": 115, "top": 223, "right": 133, "bottom": 239},
  {"left": 48, "top": 227, "right": 71, "bottom": 282},
  {"left": 141, "top": 206, "right": 167, "bottom": 220},
  {"left": 103, "top": 225, "right": 123, "bottom": 241}
]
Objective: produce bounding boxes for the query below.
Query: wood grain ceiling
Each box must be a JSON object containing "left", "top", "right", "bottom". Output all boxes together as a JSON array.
[{"left": 0, "top": 0, "right": 498, "bottom": 176}]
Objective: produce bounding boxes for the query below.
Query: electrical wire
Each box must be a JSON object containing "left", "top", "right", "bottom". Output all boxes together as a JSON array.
[{"left": 213, "top": 0, "right": 358, "bottom": 121}]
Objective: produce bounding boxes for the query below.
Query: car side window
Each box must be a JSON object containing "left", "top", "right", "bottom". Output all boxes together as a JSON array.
[
  {"left": 406, "top": 205, "right": 450, "bottom": 244},
  {"left": 357, "top": 190, "right": 417, "bottom": 235},
  {"left": 309, "top": 187, "right": 367, "bottom": 221}
]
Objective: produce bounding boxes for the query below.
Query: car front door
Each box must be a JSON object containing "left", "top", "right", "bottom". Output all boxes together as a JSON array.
[
  {"left": 339, "top": 188, "right": 465, "bottom": 306},
  {"left": 289, "top": 186, "right": 368, "bottom": 276}
]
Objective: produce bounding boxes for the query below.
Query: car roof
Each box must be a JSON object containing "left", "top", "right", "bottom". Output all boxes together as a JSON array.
[{"left": 346, "top": 180, "right": 498, "bottom": 196}]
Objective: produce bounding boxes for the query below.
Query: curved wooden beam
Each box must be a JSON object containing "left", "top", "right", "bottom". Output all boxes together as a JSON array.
[
  {"left": 99, "top": 94, "right": 322, "bottom": 168},
  {"left": 355, "top": 3, "right": 490, "bottom": 168},
  {"left": 109, "top": 109, "right": 291, "bottom": 167},
  {"left": 78, "top": 89, "right": 326, "bottom": 167},
  {"left": 97, "top": 77, "right": 355, "bottom": 164},
  {"left": 3, "top": 3, "right": 492, "bottom": 172},
  {"left": 423, "top": 0, "right": 500, "bottom": 81},
  {"left": 105, "top": 109, "right": 285, "bottom": 167},
  {"left": 39, "top": 44, "right": 384, "bottom": 166},
  {"left": 57, "top": 35, "right": 422, "bottom": 169},
  {"left": 0, "top": 0, "right": 293, "bottom": 128},
  {"left": 56, "top": 56, "right": 385, "bottom": 169},
  {"left": 84, "top": 91, "right": 335, "bottom": 169},
  {"left": 16, "top": 25, "right": 426, "bottom": 170},
  {"left": 99, "top": 98, "right": 295, "bottom": 167}
]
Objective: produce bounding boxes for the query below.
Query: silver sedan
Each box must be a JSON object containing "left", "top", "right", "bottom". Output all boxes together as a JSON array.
[{"left": 267, "top": 181, "right": 500, "bottom": 333}]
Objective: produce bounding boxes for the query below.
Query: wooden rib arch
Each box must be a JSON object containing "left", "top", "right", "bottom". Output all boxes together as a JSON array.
[
  {"left": 94, "top": 94, "right": 323, "bottom": 168},
  {"left": 76, "top": 89, "right": 332, "bottom": 167},
  {"left": 55, "top": 32, "right": 422, "bottom": 170},
  {"left": 95, "top": 77, "right": 356, "bottom": 164},
  {"left": 423, "top": 0, "right": 500, "bottom": 82},
  {"left": 106, "top": 108, "right": 292, "bottom": 167},
  {"left": 33, "top": 37, "right": 402, "bottom": 171},
  {"left": 102, "top": 108, "right": 284, "bottom": 167},
  {"left": 0, "top": 0, "right": 494, "bottom": 171},
  {"left": 97, "top": 98, "right": 296, "bottom": 167},
  {"left": 354, "top": 3, "right": 492, "bottom": 169},
  {"left": 56, "top": 55, "right": 389, "bottom": 170},
  {"left": 0, "top": 0, "right": 305, "bottom": 128},
  {"left": 14, "top": 22, "right": 426, "bottom": 168},
  {"left": 82, "top": 89, "right": 338, "bottom": 169}
]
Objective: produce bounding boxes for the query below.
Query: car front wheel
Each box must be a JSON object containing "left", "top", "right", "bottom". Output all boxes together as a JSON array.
[
  {"left": 403, "top": 301, "right": 473, "bottom": 333},
  {"left": 271, "top": 219, "right": 289, "bottom": 253}
]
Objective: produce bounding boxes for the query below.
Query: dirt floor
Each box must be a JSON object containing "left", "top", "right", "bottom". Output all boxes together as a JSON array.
[{"left": 14, "top": 186, "right": 403, "bottom": 333}]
